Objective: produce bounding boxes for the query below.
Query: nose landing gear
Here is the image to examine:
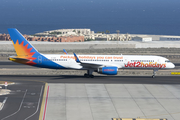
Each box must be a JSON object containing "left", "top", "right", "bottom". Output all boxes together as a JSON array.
[{"left": 152, "top": 69, "right": 158, "bottom": 78}]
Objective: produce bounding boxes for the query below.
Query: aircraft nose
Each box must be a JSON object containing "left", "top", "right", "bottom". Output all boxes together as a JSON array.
[
  {"left": 169, "top": 63, "right": 175, "bottom": 68},
  {"left": 167, "top": 63, "right": 175, "bottom": 68},
  {"left": 171, "top": 63, "right": 175, "bottom": 68}
]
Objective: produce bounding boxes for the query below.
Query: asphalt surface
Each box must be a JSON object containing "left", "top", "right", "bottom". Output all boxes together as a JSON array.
[
  {"left": 0, "top": 80, "right": 45, "bottom": 120},
  {"left": 0, "top": 75, "right": 180, "bottom": 84},
  {"left": 0, "top": 75, "right": 180, "bottom": 120},
  {"left": 0, "top": 61, "right": 180, "bottom": 120},
  {"left": 0, "top": 61, "right": 34, "bottom": 69}
]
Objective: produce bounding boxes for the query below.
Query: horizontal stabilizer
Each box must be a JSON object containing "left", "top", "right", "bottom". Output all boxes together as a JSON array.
[{"left": 8, "top": 56, "right": 30, "bottom": 64}]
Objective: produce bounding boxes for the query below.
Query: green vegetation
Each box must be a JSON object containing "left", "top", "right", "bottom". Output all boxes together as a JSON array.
[
  {"left": 105, "top": 30, "right": 110, "bottom": 34},
  {"left": 97, "top": 31, "right": 105, "bottom": 34},
  {"left": 49, "top": 32, "right": 62, "bottom": 34},
  {"left": 97, "top": 30, "right": 110, "bottom": 34},
  {"left": 85, "top": 38, "right": 94, "bottom": 41}
]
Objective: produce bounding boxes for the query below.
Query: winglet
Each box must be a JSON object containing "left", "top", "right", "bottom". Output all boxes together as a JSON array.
[
  {"left": 73, "top": 53, "right": 80, "bottom": 63},
  {"left": 63, "top": 49, "right": 68, "bottom": 55}
]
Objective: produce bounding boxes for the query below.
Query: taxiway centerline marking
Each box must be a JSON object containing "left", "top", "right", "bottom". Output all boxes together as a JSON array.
[
  {"left": 1, "top": 89, "right": 27, "bottom": 120},
  {"left": 25, "top": 85, "right": 43, "bottom": 120},
  {"left": 0, "top": 97, "right": 8, "bottom": 111}
]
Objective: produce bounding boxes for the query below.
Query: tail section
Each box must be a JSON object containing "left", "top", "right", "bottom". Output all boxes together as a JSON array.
[
  {"left": 8, "top": 28, "right": 66, "bottom": 69},
  {"left": 63, "top": 49, "right": 68, "bottom": 55},
  {"left": 73, "top": 53, "right": 81, "bottom": 63},
  {"left": 8, "top": 28, "right": 40, "bottom": 65},
  {"left": 8, "top": 28, "right": 38, "bottom": 56}
]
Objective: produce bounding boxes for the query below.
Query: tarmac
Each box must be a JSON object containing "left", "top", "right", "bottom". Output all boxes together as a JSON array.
[
  {"left": 46, "top": 83, "right": 180, "bottom": 120},
  {"left": 0, "top": 62, "right": 180, "bottom": 120},
  {"left": 0, "top": 75, "right": 180, "bottom": 120},
  {"left": 0, "top": 80, "right": 45, "bottom": 120},
  {"left": 0, "top": 61, "right": 179, "bottom": 76}
]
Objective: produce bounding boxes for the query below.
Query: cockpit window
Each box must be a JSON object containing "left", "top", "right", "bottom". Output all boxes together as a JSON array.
[{"left": 165, "top": 60, "right": 171, "bottom": 63}]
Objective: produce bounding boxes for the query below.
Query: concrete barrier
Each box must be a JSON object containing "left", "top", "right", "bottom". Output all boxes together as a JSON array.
[{"left": 1, "top": 41, "right": 180, "bottom": 52}]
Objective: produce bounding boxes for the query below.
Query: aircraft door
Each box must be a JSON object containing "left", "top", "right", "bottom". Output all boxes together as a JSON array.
[
  {"left": 124, "top": 58, "right": 129, "bottom": 67},
  {"left": 124, "top": 58, "right": 128, "bottom": 64},
  {"left": 67, "top": 58, "right": 72, "bottom": 65},
  {"left": 158, "top": 59, "right": 163, "bottom": 64}
]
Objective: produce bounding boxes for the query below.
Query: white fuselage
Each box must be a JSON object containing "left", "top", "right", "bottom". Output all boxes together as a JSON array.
[{"left": 42, "top": 54, "right": 175, "bottom": 70}]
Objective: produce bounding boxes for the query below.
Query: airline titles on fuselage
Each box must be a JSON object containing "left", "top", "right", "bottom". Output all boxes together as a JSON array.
[{"left": 60, "top": 55, "right": 123, "bottom": 60}]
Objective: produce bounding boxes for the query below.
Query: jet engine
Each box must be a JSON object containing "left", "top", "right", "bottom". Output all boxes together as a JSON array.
[{"left": 97, "top": 66, "right": 118, "bottom": 75}]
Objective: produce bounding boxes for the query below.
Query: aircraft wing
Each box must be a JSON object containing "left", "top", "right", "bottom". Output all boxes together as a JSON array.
[
  {"left": 80, "top": 62, "right": 104, "bottom": 69},
  {"left": 73, "top": 53, "right": 121, "bottom": 69}
]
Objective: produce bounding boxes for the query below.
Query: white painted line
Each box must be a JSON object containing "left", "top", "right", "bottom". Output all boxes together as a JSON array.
[
  {"left": 2, "top": 97, "right": 8, "bottom": 104},
  {"left": 1, "top": 89, "right": 27, "bottom": 120},
  {"left": 0, "top": 97, "right": 8, "bottom": 111},
  {"left": 24, "top": 86, "right": 43, "bottom": 120}
]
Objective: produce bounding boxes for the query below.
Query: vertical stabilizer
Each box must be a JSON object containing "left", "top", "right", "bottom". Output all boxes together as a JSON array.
[
  {"left": 8, "top": 28, "right": 39, "bottom": 57},
  {"left": 8, "top": 28, "right": 40, "bottom": 65}
]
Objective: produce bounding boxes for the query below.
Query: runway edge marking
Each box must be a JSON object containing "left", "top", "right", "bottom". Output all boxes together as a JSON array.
[{"left": 39, "top": 83, "right": 48, "bottom": 120}]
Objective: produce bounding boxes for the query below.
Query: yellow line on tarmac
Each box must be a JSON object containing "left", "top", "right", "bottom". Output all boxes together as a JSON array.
[
  {"left": 171, "top": 72, "right": 180, "bottom": 75},
  {"left": 39, "top": 83, "right": 48, "bottom": 120}
]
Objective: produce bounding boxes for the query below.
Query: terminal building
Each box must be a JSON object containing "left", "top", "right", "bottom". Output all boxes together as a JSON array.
[
  {"left": 132, "top": 36, "right": 152, "bottom": 42},
  {"left": 160, "top": 36, "right": 180, "bottom": 41}
]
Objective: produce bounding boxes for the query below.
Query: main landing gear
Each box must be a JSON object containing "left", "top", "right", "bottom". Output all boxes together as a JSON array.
[
  {"left": 84, "top": 69, "right": 94, "bottom": 78},
  {"left": 152, "top": 69, "right": 158, "bottom": 78}
]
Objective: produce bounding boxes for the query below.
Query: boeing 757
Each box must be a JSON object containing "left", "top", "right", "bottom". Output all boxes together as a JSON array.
[{"left": 8, "top": 28, "right": 175, "bottom": 78}]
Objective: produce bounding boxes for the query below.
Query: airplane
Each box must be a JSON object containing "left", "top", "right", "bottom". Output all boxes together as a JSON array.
[{"left": 8, "top": 28, "right": 175, "bottom": 78}]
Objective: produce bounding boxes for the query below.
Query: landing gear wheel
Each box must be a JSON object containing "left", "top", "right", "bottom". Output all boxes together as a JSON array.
[
  {"left": 152, "top": 69, "right": 158, "bottom": 78},
  {"left": 84, "top": 74, "right": 94, "bottom": 78},
  {"left": 84, "top": 73, "right": 90, "bottom": 78},
  {"left": 152, "top": 75, "right": 155, "bottom": 78},
  {"left": 90, "top": 75, "right": 94, "bottom": 78},
  {"left": 84, "top": 73, "right": 87, "bottom": 77}
]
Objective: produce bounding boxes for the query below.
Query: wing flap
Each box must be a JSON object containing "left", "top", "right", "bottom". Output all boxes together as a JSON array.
[{"left": 80, "top": 62, "right": 104, "bottom": 69}]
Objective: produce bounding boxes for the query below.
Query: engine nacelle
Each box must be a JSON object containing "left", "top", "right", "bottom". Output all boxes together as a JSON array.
[{"left": 97, "top": 67, "right": 118, "bottom": 75}]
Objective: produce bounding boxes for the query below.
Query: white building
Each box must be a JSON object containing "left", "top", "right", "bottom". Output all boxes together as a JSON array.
[
  {"left": 160, "top": 36, "right": 180, "bottom": 41},
  {"left": 44, "top": 29, "right": 94, "bottom": 35},
  {"left": 34, "top": 29, "right": 132, "bottom": 41},
  {"left": 132, "top": 36, "right": 152, "bottom": 42}
]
